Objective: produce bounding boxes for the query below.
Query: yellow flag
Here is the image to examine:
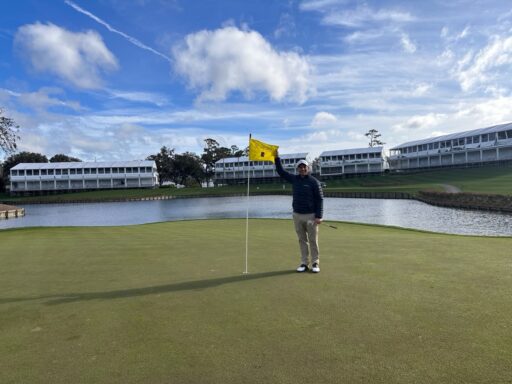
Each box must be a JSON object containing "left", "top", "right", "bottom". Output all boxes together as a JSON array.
[{"left": 249, "top": 138, "right": 279, "bottom": 163}]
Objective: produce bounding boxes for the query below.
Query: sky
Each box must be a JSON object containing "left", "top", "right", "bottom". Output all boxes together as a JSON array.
[{"left": 1, "top": 0, "right": 512, "bottom": 162}]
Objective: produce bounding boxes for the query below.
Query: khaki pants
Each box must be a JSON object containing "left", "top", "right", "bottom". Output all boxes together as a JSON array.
[{"left": 293, "top": 212, "right": 319, "bottom": 266}]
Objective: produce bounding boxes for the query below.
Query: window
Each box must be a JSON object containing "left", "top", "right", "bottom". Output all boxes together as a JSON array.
[
  {"left": 84, "top": 168, "right": 91, "bottom": 174},
  {"left": 99, "top": 168, "right": 105, "bottom": 174},
  {"left": 62, "top": 169, "right": 68, "bottom": 175},
  {"left": 473, "top": 135, "right": 480, "bottom": 143},
  {"left": 56, "top": 169, "right": 62, "bottom": 175},
  {"left": 498, "top": 131, "right": 506, "bottom": 140},
  {"left": 433, "top": 142, "right": 439, "bottom": 149},
  {"left": 33, "top": 170, "right": 39, "bottom": 176},
  {"left": 77, "top": 169, "right": 82, "bottom": 174},
  {"left": 91, "top": 168, "right": 97, "bottom": 174},
  {"left": 105, "top": 168, "right": 111, "bottom": 173},
  {"left": 507, "top": 130, "right": 512, "bottom": 139},
  {"left": 466, "top": 137, "right": 472, "bottom": 144},
  {"left": 48, "top": 169, "right": 54, "bottom": 175},
  {"left": 489, "top": 132, "right": 496, "bottom": 140},
  {"left": 482, "top": 134, "right": 489, "bottom": 142},
  {"left": 19, "top": 170, "right": 25, "bottom": 176},
  {"left": 11, "top": 170, "right": 17, "bottom": 176},
  {"left": 70, "top": 169, "right": 76, "bottom": 175}
]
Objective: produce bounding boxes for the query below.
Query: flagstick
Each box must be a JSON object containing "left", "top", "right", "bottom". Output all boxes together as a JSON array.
[{"left": 244, "top": 134, "right": 251, "bottom": 274}]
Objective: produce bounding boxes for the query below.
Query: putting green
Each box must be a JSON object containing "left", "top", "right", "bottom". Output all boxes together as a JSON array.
[{"left": 1, "top": 219, "right": 511, "bottom": 383}]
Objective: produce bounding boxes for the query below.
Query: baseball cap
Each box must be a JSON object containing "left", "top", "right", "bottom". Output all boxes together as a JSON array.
[{"left": 296, "top": 160, "right": 309, "bottom": 168}]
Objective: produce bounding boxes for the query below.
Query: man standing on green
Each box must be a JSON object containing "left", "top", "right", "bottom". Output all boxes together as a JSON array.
[{"left": 275, "top": 152, "right": 324, "bottom": 273}]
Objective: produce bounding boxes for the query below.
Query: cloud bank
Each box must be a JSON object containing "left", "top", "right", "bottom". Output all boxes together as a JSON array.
[
  {"left": 15, "top": 22, "right": 118, "bottom": 89},
  {"left": 173, "top": 26, "right": 314, "bottom": 103}
]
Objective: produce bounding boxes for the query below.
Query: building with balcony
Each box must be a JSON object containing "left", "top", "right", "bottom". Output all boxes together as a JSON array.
[
  {"left": 388, "top": 122, "right": 512, "bottom": 170},
  {"left": 319, "top": 147, "right": 387, "bottom": 177},
  {"left": 9, "top": 160, "right": 159, "bottom": 195},
  {"left": 214, "top": 153, "right": 308, "bottom": 185}
]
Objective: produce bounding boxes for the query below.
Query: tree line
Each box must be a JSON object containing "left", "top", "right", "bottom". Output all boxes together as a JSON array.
[{"left": 0, "top": 138, "right": 246, "bottom": 192}]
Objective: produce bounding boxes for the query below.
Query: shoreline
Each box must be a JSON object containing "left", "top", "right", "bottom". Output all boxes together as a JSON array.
[{"left": 2, "top": 190, "right": 512, "bottom": 214}]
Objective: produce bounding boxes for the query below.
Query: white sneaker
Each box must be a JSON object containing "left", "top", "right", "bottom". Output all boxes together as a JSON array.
[
  {"left": 296, "top": 264, "right": 308, "bottom": 273},
  {"left": 312, "top": 263, "right": 320, "bottom": 273}
]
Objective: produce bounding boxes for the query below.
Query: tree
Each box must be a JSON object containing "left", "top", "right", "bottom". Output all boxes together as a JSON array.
[
  {"left": 1, "top": 151, "right": 48, "bottom": 191},
  {"left": 365, "top": 129, "right": 385, "bottom": 147},
  {"left": 230, "top": 145, "right": 245, "bottom": 157},
  {"left": 146, "top": 146, "right": 175, "bottom": 186},
  {"left": 0, "top": 108, "right": 20, "bottom": 154},
  {"left": 173, "top": 152, "right": 205, "bottom": 186},
  {"left": 201, "top": 138, "right": 231, "bottom": 184},
  {"left": 50, "top": 154, "right": 82, "bottom": 162}
]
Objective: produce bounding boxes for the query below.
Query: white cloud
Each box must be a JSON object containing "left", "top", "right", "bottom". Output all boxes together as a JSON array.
[
  {"left": 344, "top": 29, "right": 384, "bottom": 43},
  {"left": 317, "top": 5, "right": 415, "bottom": 28},
  {"left": 400, "top": 33, "right": 416, "bottom": 53},
  {"left": 299, "top": 0, "right": 348, "bottom": 12},
  {"left": 412, "top": 83, "right": 432, "bottom": 96},
  {"left": 392, "top": 113, "right": 446, "bottom": 133},
  {"left": 311, "top": 111, "right": 338, "bottom": 128},
  {"left": 441, "top": 25, "right": 470, "bottom": 42},
  {"left": 456, "top": 35, "right": 512, "bottom": 91},
  {"left": 172, "top": 26, "right": 315, "bottom": 103},
  {"left": 107, "top": 89, "right": 170, "bottom": 106},
  {"left": 274, "top": 13, "right": 296, "bottom": 39},
  {"left": 456, "top": 97, "right": 512, "bottom": 125},
  {"left": 15, "top": 22, "right": 118, "bottom": 89}
]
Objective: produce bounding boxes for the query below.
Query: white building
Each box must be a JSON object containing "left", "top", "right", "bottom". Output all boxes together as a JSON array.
[
  {"left": 214, "top": 153, "right": 308, "bottom": 184},
  {"left": 10, "top": 160, "right": 159, "bottom": 195},
  {"left": 389, "top": 122, "right": 512, "bottom": 170},
  {"left": 319, "top": 147, "right": 387, "bottom": 177}
]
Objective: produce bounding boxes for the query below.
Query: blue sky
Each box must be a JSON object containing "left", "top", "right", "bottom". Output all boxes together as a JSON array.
[{"left": 1, "top": 0, "right": 512, "bottom": 161}]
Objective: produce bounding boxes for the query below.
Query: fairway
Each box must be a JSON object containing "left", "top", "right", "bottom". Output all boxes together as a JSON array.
[{"left": 1, "top": 219, "right": 512, "bottom": 383}]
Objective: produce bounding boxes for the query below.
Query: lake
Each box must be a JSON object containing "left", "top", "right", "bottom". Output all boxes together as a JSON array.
[{"left": 1, "top": 196, "right": 511, "bottom": 236}]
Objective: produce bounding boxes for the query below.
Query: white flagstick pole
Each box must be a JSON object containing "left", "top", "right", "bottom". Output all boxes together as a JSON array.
[{"left": 244, "top": 134, "right": 251, "bottom": 274}]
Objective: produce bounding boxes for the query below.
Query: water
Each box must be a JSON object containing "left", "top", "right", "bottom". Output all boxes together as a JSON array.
[{"left": 1, "top": 196, "right": 511, "bottom": 236}]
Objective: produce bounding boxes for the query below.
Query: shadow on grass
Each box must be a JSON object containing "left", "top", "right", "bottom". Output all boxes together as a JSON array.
[{"left": 0, "top": 270, "right": 295, "bottom": 306}]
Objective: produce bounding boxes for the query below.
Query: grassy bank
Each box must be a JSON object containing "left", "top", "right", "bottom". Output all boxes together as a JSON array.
[
  {"left": 1, "top": 164, "right": 511, "bottom": 204},
  {"left": 1, "top": 219, "right": 511, "bottom": 383}
]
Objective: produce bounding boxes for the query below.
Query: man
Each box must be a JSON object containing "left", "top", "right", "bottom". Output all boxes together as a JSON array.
[{"left": 275, "top": 153, "right": 324, "bottom": 273}]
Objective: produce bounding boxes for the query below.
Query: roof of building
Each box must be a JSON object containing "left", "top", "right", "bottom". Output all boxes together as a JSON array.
[
  {"left": 215, "top": 153, "right": 308, "bottom": 164},
  {"left": 11, "top": 160, "right": 156, "bottom": 170},
  {"left": 390, "top": 122, "right": 512, "bottom": 150},
  {"left": 320, "top": 147, "right": 383, "bottom": 157}
]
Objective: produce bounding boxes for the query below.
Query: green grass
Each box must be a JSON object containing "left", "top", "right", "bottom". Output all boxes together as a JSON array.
[
  {"left": 1, "top": 219, "right": 512, "bottom": 383},
  {"left": 326, "top": 164, "right": 512, "bottom": 194},
  {"left": 1, "top": 164, "right": 512, "bottom": 204}
]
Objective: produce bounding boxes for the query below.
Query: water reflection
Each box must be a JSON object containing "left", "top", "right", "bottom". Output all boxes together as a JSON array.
[{"left": 1, "top": 196, "right": 510, "bottom": 236}]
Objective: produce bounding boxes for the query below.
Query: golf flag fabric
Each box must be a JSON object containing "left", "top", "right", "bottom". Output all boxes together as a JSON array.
[{"left": 249, "top": 138, "right": 279, "bottom": 163}]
